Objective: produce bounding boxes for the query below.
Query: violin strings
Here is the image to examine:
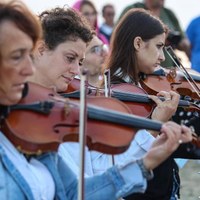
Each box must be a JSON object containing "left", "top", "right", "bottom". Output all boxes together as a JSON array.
[{"left": 165, "top": 46, "right": 200, "bottom": 98}]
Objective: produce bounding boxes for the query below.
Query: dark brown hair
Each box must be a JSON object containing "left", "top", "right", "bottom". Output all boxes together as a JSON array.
[
  {"left": 102, "top": 4, "right": 114, "bottom": 15},
  {"left": 106, "top": 8, "right": 168, "bottom": 84},
  {"left": 39, "top": 6, "right": 93, "bottom": 50}
]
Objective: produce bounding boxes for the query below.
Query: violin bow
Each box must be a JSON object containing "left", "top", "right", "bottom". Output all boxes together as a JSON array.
[
  {"left": 78, "top": 68, "right": 88, "bottom": 200},
  {"left": 165, "top": 46, "right": 200, "bottom": 98},
  {"left": 103, "top": 69, "right": 115, "bottom": 166}
]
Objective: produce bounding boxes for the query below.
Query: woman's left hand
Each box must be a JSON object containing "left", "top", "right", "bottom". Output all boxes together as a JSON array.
[{"left": 148, "top": 90, "right": 180, "bottom": 122}]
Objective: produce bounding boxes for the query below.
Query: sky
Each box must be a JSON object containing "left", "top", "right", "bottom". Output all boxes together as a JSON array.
[{"left": 22, "top": 0, "right": 200, "bottom": 31}]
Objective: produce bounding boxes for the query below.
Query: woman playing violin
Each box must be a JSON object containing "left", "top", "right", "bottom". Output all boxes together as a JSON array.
[
  {"left": 0, "top": 2, "right": 189, "bottom": 199},
  {"left": 0, "top": 2, "right": 38, "bottom": 106},
  {"left": 101, "top": 8, "right": 200, "bottom": 200}
]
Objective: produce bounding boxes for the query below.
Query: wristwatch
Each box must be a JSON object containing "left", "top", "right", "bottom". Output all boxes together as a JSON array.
[{"left": 136, "top": 159, "right": 154, "bottom": 180}]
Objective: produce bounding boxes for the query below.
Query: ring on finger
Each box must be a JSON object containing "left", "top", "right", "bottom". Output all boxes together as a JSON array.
[{"left": 178, "top": 139, "right": 183, "bottom": 144}]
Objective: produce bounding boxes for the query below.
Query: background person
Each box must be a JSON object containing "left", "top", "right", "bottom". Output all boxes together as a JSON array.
[
  {"left": 186, "top": 15, "right": 200, "bottom": 73},
  {"left": 72, "top": 0, "right": 109, "bottom": 45},
  {"left": 99, "top": 3, "right": 115, "bottom": 43},
  {"left": 82, "top": 32, "right": 108, "bottom": 87}
]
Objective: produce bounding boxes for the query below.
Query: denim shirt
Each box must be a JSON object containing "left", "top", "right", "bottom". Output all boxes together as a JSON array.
[{"left": 0, "top": 142, "right": 148, "bottom": 200}]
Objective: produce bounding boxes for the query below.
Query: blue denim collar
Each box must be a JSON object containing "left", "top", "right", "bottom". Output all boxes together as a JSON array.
[{"left": 0, "top": 146, "right": 34, "bottom": 200}]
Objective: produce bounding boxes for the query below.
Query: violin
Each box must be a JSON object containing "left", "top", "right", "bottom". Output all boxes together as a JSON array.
[
  {"left": 65, "top": 78, "right": 200, "bottom": 147},
  {"left": 64, "top": 78, "right": 200, "bottom": 118},
  {"left": 140, "top": 46, "right": 200, "bottom": 100},
  {"left": 140, "top": 67, "right": 200, "bottom": 99},
  {"left": 1, "top": 82, "right": 163, "bottom": 155}
]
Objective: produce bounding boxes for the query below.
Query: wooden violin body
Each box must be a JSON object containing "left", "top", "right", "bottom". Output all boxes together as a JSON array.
[
  {"left": 65, "top": 79, "right": 153, "bottom": 117},
  {"left": 65, "top": 78, "right": 200, "bottom": 117},
  {"left": 140, "top": 68, "right": 200, "bottom": 100},
  {"left": 65, "top": 77, "right": 200, "bottom": 148},
  {"left": 2, "top": 82, "right": 162, "bottom": 155}
]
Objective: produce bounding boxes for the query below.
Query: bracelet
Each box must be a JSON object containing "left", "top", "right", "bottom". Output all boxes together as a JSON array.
[{"left": 136, "top": 159, "right": 154, "bottom": 180}]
